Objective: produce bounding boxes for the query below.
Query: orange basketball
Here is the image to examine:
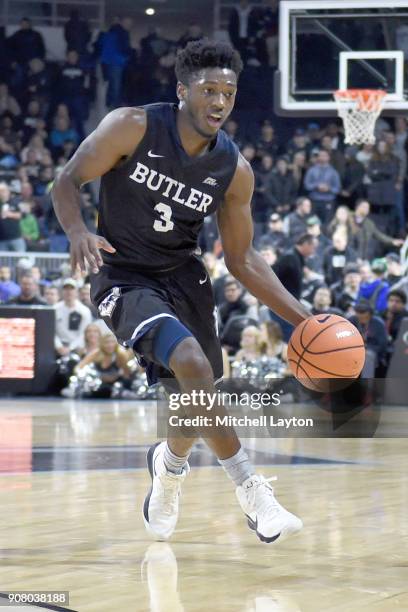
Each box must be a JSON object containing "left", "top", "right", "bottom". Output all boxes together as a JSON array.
[{"left": 287, "top": 314, "right": 366, "bottom": 392}]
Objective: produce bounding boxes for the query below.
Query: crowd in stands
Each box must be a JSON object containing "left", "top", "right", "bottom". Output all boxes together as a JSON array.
[{"left": 0, "top": 6, "right": 407, "bottom": 395}]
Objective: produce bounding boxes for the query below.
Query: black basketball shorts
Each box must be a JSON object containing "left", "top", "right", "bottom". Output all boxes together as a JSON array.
[{"left": 90, "top": 255, "right": 223, "bottom": 385}]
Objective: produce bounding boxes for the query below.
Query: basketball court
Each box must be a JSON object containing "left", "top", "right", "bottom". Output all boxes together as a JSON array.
[{"left": 1, "top": 1, "right": 408, "bottom": 611}]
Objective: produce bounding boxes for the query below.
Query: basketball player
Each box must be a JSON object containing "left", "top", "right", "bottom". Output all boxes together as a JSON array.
[{"left": 52, "top": 40, "right": 309, "bottom": 544}]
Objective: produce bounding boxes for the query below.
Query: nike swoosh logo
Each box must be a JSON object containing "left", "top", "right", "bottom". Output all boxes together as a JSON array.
[
  {"left": 199, "top": 275, "right": 208, "bottom": 285},
  {"left": 148, "top": 150, "right": 164, "bottom": 158}
]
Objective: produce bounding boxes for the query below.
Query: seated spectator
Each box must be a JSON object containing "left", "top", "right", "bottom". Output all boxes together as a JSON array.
[
  {"left": 257, "top": 212, "right": 291, "bottom": 254},
  {"left": 8, "top": 18, "right": 45, "bottom": 65},
  {"left": 327, "top": 205, "right": 357, "bottom": 241},
  {"left": 252, "top": 152, "right": 275, "bottom": 236},
  {"left": 241, "top": 142, "right": 256, "bottom": 165},
  {"left": 0, "top": 182, "right": 25, "bottom": 251},
  {"left": 357, "top": 258, "right": 389, "bottom": 315},
  {"left": 33, "top": 165, "right": 54, "bottom": 196},
  {"left": 259, "top": 244, "right": 277, "bottom": 269},
  {"left": 21, "top": 134, "right": 51, "bottom": 165},
  {"left": 218, "top": 278, "right": 248, "bottom": 332},
  {"left": 272, "top": 234, "right": 317, "bottom": 340},
  {"left": 283, "top": 196, "right": 312, "bottom": 242},
  {"left": 332, "top": 264, "right": 361, "bottom": 314},
  {"left": 0, "top": 82, "right": 21, "bottom": 117},
  {"left": 306, "top": 215, "right": 331, "bottom": 274},
  {"left": 385, "top": 252, "right": 404, "bottom": 287},
  {"left": 339, "top": 147, "right": 365, "bottom": 205},
  {"left": 43, "top": 285, "right": 60, "bottom": 306},
  {"left": 19, "top": 201, "right": 40, "bottom": 250},
  {"left": 0, "top": 265, "right": 20, "bottom": 302},
  {"left": 268, "top": 156, "right": 297, "bottom": 216},
  {"left": 25, "top": 58, "right": 50, "bottom": 109},
  {"left": 351, "top": 199, "right": 403, "bottom": 261},
  {"left": 383, "top": 290, "right": 408, "bottom": 355},
  {"left": 304, "top": 149, "right": 341, "bottom": 223},
  {"left": 49, "top": 116, "right": 79, "bottom": 157},
  {"left": 55, "top": 278, "right": 92, "bottom": 356},
  {"left": 7, "top": 273, "right": 45, "bottom": 305},
  {"left": 22, "top": 100, "right": 47, "bottom": 142},
  {"left": 287, "top": 128, "right": 310, "bottom": 159},
  {"left": 322, "top": 231, "right": 357, "bottom": 286},
  {"left": 257, "top": 121, "right": 279, "bottom": 157},
  {"left": 311, "top": 286, "right": 343, "bottom": 316},
  {"left": 260, "top": 320, "right": 287, "bottom": 361},
  {"left": 78, "top": 322, "right": 103, "bottom": 358},
  {"left": 235, "top": 325, "right": 262, "bottom": 361},
  {"left": 349, "top": 300, "right": 388, "bottom": 377},
  {"left": 290, "top": 150, "right": 307, "bottom": 195},
  {"left": 0, "top": 114, "right": 21, "bottom": 150},
  {"left": 320, "top": 134, "right": 345, "bottom": 179}
]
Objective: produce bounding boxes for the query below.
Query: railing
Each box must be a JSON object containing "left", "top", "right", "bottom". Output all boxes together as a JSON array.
[
  {"left": 0, "top": 251, "right": 70, "bottom": 276},
  {"left": 1, "top": 0, "right": 105, "bottom": 29}
]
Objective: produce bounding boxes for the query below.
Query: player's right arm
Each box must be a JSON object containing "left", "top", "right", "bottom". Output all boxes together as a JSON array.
[{"left": 51, "top": 107, "right": 147, "bottom": 274}]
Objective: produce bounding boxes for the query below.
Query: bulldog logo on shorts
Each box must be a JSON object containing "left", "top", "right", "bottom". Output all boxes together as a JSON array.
[{"left": 98, "top": 287, "right": 122, "bottom": 318}]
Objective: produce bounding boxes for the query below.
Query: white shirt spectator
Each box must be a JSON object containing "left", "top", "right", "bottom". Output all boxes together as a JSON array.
[{"left": 55, "top": 298, "right": 92, "bottom": 353}]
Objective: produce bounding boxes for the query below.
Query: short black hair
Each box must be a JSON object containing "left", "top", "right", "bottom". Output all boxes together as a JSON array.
[
  {"left": 388, "top": 289, "right": 407, "bottom": 304},
  {"left": 296, "top": 233, "right": 315, "bottom": 246},
  {"left": 175, "top": 38, "right": 243, "bottom": 84}
]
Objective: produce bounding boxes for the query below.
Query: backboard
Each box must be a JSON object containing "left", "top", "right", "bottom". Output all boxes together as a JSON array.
[{"left": 275, "top": 0, "right": 408, "bottom": 116}]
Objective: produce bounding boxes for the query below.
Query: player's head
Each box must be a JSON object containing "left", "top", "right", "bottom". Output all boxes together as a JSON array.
[{"left": 175, "top": 38, "right": 243, "bottom": 138}]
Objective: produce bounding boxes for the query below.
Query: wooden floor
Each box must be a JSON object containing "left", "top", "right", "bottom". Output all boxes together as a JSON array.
[{"left": 0, "top": 398, "right": 407, "bottom": 612}]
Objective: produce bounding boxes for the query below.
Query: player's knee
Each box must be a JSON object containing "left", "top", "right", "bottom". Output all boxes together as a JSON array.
[{"left": 170, "top": 337, "right": 213, "bottom": 383}]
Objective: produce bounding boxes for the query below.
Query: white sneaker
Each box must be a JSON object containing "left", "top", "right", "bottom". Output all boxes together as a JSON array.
[
  {"left": 143, "top": 441, "right": 190, "bottom": 541},
  {"left": 236, "top": 475, "right": 303, "bottom": 544}
]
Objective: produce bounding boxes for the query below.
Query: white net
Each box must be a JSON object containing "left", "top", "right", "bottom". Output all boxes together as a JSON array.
[{"left": 334, "top": 89, "right": 387, "bottom": 145}]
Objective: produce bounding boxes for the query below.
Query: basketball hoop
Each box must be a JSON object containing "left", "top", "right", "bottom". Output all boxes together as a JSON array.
[{"left": 334, "top": 89, "right": 387, "bottom": 145}]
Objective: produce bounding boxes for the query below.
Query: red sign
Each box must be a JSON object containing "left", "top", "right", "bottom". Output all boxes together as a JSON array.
[{"left": 0, "top": 318, "right": 35, "bottom": 379}]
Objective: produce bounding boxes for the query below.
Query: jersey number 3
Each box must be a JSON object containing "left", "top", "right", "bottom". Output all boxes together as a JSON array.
[{"left": 153, "top": 202, "right": 174, "bottom": 233}]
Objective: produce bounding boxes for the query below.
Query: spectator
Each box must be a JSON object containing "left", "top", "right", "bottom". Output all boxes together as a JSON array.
[
  {"left": 260, "top": 320, "right": 287, "bottom": 361},
  {"left": 64, "top": 10, "right": 91, "bottom": 55},
  {"left": 33, "top": 165, "right": 54, "bottom": 197},
  {"left": 320, "top": 134, "right": 346, "bottom": 179},
  {"left": 383, "top": 289, "right": 408, "bottom": 347},
  {"left": 7, "top": 273, "right": 45, "bottom": 305},
  {"left": 0, "top": 182, "right": 25, "bottom": 251},
  {"left": 0, "top": 114, "right": 21, "bottom": 150},
  {"left": 49, "top": 116, "right": 79, "bottom": 156},
  {"left": 252, "top": 152, "right": 275, "bottom": 236},
  {"left": 228, "top": 0, "right": 256, "bottom": 59},
  {"left": 385, "top": 252, "right": 404, "bottom": 287},
  {"left": 283, "top": 196, "right": 312, "bottom": 242},
  {"left": 323, "top": 231, "right": 357, "bottom": 286},
  {"left": 332, "top": 265, "right": 361, "bottom": 314},
  {"left": 79, "top": 322, "right": 103, "bottom": 358},
  {"left": 218, "top": 278, "right": 248, "bottom": 331},
  {"left": 349, "top": 301, "right": 388, "bottom": 377},
  {"left": 100, "top": 17, "right": 133, "bottom": 109},
  {"left": 311, "top": 286, "right": 342, "bottom": 316},
  {"left": 0, "top": 83, "right": 21, "bottom": 117},
  {"left": 57, "top": 49, "right": 89, "bottom": 137},
  {"left": 43, "top": 285, "right": 60, "bottom": 306},
  {"left": 306, "top": 215, "right": 331, "bottom": 274},
  {"left": 339, "top": 147, "right": 365, "bottom": 205},
  {"left": 19, "top": 201, "right": 40, "bottom": 250},
  {"left": 290, "top": 150, "right": 307, "bottom": 195},
  {"left": 0, "top": 265, "right": 20, "bottom": 302},
  {"left": 366, "top": 141, "right": 400, "bottom": 231},
  {"left": 8, "top": 18, "right": 45, "bottom": 65},
  {"left": 257, "top": 121, "right": 279, "bottom": 157},
  {"left": 287, "top": 129, "right": 310, "bottom": 159},
  {"left": 73, "top": 333, "right": 131, "bottom": 398},
  {"left": 272, "top": 234, "right": 317, "bottom": 340},
  {"left": 22, "top": 99, "right": 47, "bottom": 142},
  {"left": 351, "top": 199, "right": 403, "bottom": 260},
  {"left": 25, "top": 58, "right": 50, "bottom": 109},
  {"left": 258, "top": 212, "right": 291, "bottom": 254},
  {"left": 268, "top": 156, "right": 297, "bottom": 216},
  {"left": 357, "top": 258, "right": 389, "bottom": 315},
  {"left": 327, "top": 205, "right": 357, "bottom": 241},
  {"left": 304, "top": 149, "right": 341, "bottom": 223},
  {"left": 55, "top": 278, "right": 93, "bottom": 356},
  {"left": 383, "top": 131, "right": 407, "bottom": 232},
  {"left": 235, "top": 325, "right": 262, "bottom": 361}
]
